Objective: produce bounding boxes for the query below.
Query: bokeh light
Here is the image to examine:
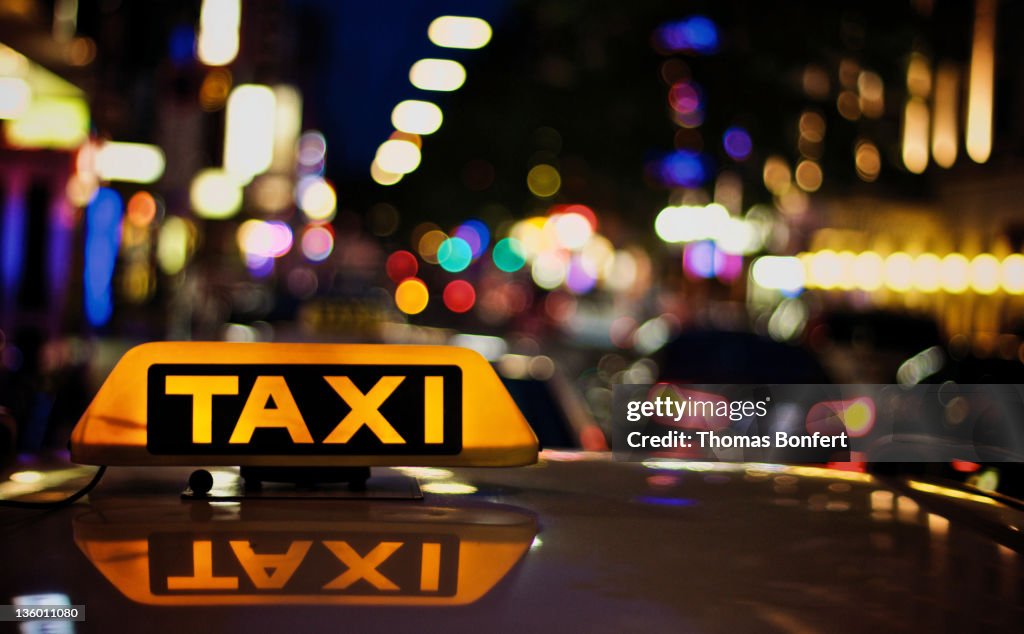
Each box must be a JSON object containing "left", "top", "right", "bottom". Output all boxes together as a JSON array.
[
  {"left": 190, "top": 168, "right": 242, "bottom": 219},
  {"left": 237, "top": 219, "right": 293, "bottom": 259},
  {"left": 551, "top": 212, "right": 593, "bottom": 250},
  {"left": 437, "top": 237, "right": 473, "bottom": 272},
  {"left": 300, "top": 225, "right": 334, "bottom": 262},
  {"left": 296, "top": 176, "right": 337, "bottom": 222},
  {"left": 428, "top": 16, "right": 492, "bottom": 49},
  {"left": 126, "top": 192, "right": 158, "bottom": 227},
  {"left": 392, "top": 100, "right": 443, "bottom": 135},
  {"left": 443, "top": 280, "right": 476, "bottom": 313},
  {"left": 409, "top": 58, "right": 466, "bottom": 92},
  {"left": 375, "top": 139, "right": 422, "bottom": 174},
  {"left": 492, "top": 237, "right": 526, "bottom": 272},
  {"left": 386, "top": 250, "right": 418, "bottom": 283},
  {"left": 970, "top": 254, "right": 1000, "bottom": 294},
  {"left": 370, "top": 160, "right": 403, "bottom": 186},
  {"left": 527, "top": 164, "right": 561, "bottom": 197},
  {"left": 418, "top": 229, "right": 448, "bottom": 264},
  {"left": 940, "top": 253, "right": 970, "bottom": 294},
  {"left": 1003, "top": 254, "right": 1024, "bottom": 294},
  {"left": 453, "top": 220, "right": 490, "bottom": 259},
  {"left": 395, "top": 278, "right": 429, "bottom": 315},
  {"left": 565, "top": 255, "right": 597, "bottom": 294},
  {"left": 722, "top": 126, "right": 752, "bottom": 161}
]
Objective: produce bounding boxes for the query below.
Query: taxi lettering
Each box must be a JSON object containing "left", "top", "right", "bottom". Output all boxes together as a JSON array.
[
  {"left": 153, "top": 535, "right": 456, "bottom": 596},
  {"left": 164, "top": 375, "right": 443, "bottom": 446},
  {"left": 146, "top": 363, "right": 462, "bottom": 456}
]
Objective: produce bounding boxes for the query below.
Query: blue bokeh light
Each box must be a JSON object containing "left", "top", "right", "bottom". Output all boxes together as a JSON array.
[
  {"left": 84, "top": 188, "right": 123, "bottom": 327},
  {"left": 655, "top": 16, "right": 719, "bottom": 54},
  {"left": 723, "top": 126, "right": 753, "bottom": 161},
  {"left": 655, "top": 150, "right": 711, "bottom": 188}
]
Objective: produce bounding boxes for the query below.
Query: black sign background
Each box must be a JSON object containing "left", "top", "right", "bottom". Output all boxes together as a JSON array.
[{"left": 147, "top": 364, "right": 462, "bottom": 455}]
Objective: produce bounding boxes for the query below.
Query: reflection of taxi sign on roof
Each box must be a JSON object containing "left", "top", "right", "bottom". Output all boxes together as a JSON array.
[
  {"left": 71, "top": 342, "right": 538, "bottom": 468},
  {"left": 74, "top": 501, "right": 537, "bottom": 606}
]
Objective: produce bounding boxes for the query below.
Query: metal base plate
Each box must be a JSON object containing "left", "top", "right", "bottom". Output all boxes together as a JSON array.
[{"left": 182, "top": 470, "right": 422, "bottom": 501}]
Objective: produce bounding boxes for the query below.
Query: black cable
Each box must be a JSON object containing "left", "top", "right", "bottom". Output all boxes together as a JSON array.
[{"left": 0, "top": 465, "right": 107, "bottom": 509}]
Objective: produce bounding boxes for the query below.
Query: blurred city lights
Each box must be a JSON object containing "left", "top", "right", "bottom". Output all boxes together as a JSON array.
[
  {"left": 654, "top": 150, "right": 708, "bottom": 187},
  {"left": 157, "top": 216, "right": 191, "bottom": 275},
  {"left": 762, "top": 155, "right": 791, "bottom": 195},
  {"left": 385, "top": 250, "right": 418, "bottom": 283},
  {"left": 722, "top": 126, "right": 752, "bottom": 161},
  {"left": 94, "top": 142, "right": 166, "bottom": 184},
  {"left": 197, "top": 0, "right": 241, "bottom": 66},
  {"left": 409, "top": 58, "right": 466, "bottom": 92},
  {"left": 854, "top": 140, "right": 881, "bottom": 182},
  {"left": 443, "top": 280, "right": 476, "bottom": 313},
  {"left": 531, "top": 251, "right": 568, "bottom": 289},
  {"left": 250, "top": 174, "right": 293, "bottom": 213},
  {"left": 437, "top": 237, "right": 473, "bottom": 272},
  {"left": 668, "top": 81, "right": 701, "bottom": 115},
  {"left": 883, "top": 252, "right": 914, "bottom": 292},
  {"left": 931, "top": 64, "right": 959, "bottom": 168},
  {"left": 940, "top": 253, "right": 970, "bottom": 294},
  {"left": 966, "top": 0, "right": 995, "bottom": 163},
  {"left": 654, "top": 203, "right": 729, "bottom": 243},
  {"left": 5, "top": 96, "right": 89, "bottom": 149},
  {"left": 199, "top": 68, "right": 232, "bottom": 111},
  {"left": 453, "top": 220, "right": 490, "bottom": 258},
  {"left": 901, "top": 98, "right": 929, "bottom": 174},
  {"left": 580, "top": 235, "right": 614, "bottom": 277},
  {"left": 370, "top": 160, "right": 403, "bottom": 186},
  {"left": 654, "top": 16, "right": 719, "bottom": 54},
  {"left": 296, "top": 176, "right": 337, "bottom": 222},
  {"left": 527, "top": 164, "right": 561, "bottom": 197},
  {"left": 223, "top": 84, "right": 276, "bottom": 183},
  {"left": 492, "top": 237, "right": 526, "bottom": 272},
  {"left": 1002, "top": 255, "right": 1024, "bottom": 294},
  {"left": 0, "top": 77, "right": 30, "bottom": 119},
  {"left": 271, "top": 84, "right": 303, "bottom": 170},
  {"left": 391, "top": 99, "right": 443, "bottom": 135},
  {"left": 190, "top": 168, "right": 242, "bottom": 219},
  {"left": 970, "top": 253, "right": 1000, "bottom": 294},
  {"left": 428, "top": 16, "right": 493, "bottom": 50},
  {"left": 551, "top": 212, "right": 593, "bottom": 250},
  {"left": 798, "top": 250, "right": 1024, "bottom": 296},
  {"left": 851, "top": 252, "right": 884, "bottom": 291},
  {"left": 300, "top": 225, "right": 334, "bottom": 262},
  {"left": 857, "top": 71, "right": 885, "bottom": 119},
  {"left": 237, "top": 219, "right": 293, "bottom": 260},
  {"left": 84, "top": 188, "right": 123, "bottom": 327},
  {"left": 794, "top": 160, "right": 822, "bottom": 192},
  {"left": 417, "top": 229, "right": 447, "bottom": 264},
  {"left": 565, "top": 255, "right": 597, "bottom": 294},
  {"left": 395, "top": 278, "right": 430, "bottom": 315},
  {"left": 375, "top": 139, "right": 422, "bottom": 174},
  {"left": 297, "top": 130, "right": 327, "bottom": 168},
  {"left": 126, "top": 192, "right": 158, "bottom": 227},
  {"left": 751, "top": 256, "right": 804, "bottom": 293}
]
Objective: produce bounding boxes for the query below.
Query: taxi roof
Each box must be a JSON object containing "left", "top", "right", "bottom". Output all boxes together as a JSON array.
[{"left": 1, "top": 453, "right": 1021, "bottom": 633}]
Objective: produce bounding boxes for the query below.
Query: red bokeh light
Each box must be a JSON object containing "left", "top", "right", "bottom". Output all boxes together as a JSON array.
[
  {"left": 443, "top": 280, "right": 476, "bottom": 313},
  {"left": 385, "top": 250, "right": 418, "bottom": 283}
]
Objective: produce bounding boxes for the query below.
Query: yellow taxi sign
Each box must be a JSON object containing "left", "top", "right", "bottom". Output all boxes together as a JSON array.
[
  {"left": 71, "top": 342, "right": 538, "bottom": 467},
  {"left": 74, "top": 501, "right": 537, "bottom": 606}
]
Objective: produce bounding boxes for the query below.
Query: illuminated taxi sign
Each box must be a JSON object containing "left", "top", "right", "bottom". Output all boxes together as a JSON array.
[
  {"left": 71, "top": 342, "right": 537, "bottom": 467},
  {"left": 74, "top": 502, "right": 537, "bottom": 606},
  {"left": 149, "top": 364, "right": 459, "bottom": 455}
]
